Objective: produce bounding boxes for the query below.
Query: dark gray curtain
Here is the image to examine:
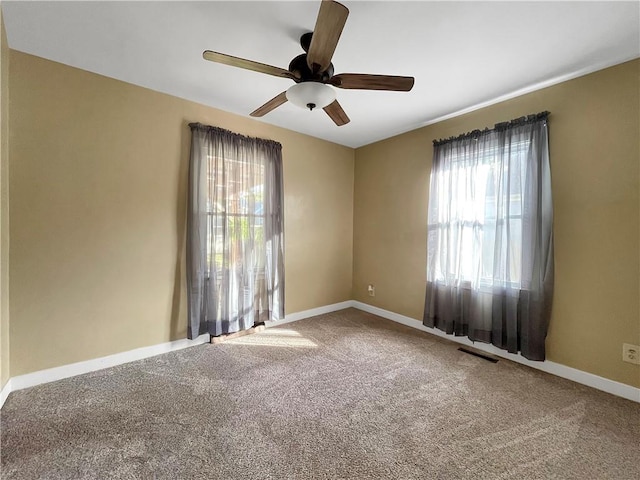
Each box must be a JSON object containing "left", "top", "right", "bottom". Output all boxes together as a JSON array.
[
  {"left": 423, "top": 112, "right": 553, "bottom": 360},
  {"left": 187, "top": 123, "right": 284, "bottom": 338}
]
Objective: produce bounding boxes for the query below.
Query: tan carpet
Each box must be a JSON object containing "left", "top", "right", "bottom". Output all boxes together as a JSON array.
[{"left": 2, "top": 308, "right": 639, "bottom": 479}]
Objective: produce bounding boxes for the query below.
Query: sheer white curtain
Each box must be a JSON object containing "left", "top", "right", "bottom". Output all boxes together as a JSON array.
[
  {"left": 187, "top": 123, "right": 284, "bottom": 338},
  {"left": 423, "top": 113, "right": 553, "bottom": 360}
]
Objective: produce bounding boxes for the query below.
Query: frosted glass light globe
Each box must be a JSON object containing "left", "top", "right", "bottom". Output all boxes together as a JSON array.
[{"left": 286, "top": 82, "right": 336, "bottom": 111}]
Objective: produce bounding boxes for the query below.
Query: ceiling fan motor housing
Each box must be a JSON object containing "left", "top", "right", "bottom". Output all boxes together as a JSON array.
[{"left": 289, "top": 33, "right": 334, "bottom": 83}]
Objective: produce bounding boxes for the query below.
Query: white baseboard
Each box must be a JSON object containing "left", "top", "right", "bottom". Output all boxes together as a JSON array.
[
  {"left": 266, "top": 300, "right": 355, "bottom": 327},
  {"left": 2, "top": 300, "right": 637, "bottom": 409},
  {"left": 352, "top": 301, "right": 640, "bottom": 403},
  {"left": 0, "top": 301, "right": 354, "bottom": 409},
  {"left": 0, "top": 378, "right": 11, "bottom": 408},
  {"left": 6, "top": 334, "right": 211, "bottom": 399}
]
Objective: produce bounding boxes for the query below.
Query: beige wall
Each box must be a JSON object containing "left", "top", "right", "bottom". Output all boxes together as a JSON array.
[
  {"left": 353, "top": 60, "right": 640, "bottom": 388},
  {"left": 9, "top": 51, "right": 354, "bottom": 376},
  {"left": 0, "top": 10, "right": 9, "bottom": 389},
  {"left": 6, "top": 47, "right": 639, "bottom": 390}
]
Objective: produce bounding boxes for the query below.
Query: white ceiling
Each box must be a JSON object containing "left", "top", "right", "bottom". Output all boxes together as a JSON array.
[{"left": 3, "top": 1, "right": 639, "bottom": 148}]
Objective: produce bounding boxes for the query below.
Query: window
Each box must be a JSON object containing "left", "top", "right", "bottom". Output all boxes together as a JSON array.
[
  {"left": 424, "top": 113, "right": 553, "bottom": 361},
  {"left": 187, "top": 123, "right": 284, "bottom": 338},
  {"left": 429, "top": 139, "right": 529, "bottom": 289},
  {"left": 206, "top": 157, "right": 266, "bottom": 278}
]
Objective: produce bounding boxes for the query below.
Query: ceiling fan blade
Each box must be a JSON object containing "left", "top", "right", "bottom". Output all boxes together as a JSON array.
[
  {"left": 329, "top": 74, "right": 415, "bottom": 91},
  {"left": 307, "top": 0, "right": 349, "bottom": 73},
  {"left": 323, "top": 100, "right": 350, "bottom": 126},
  {"left": 203, "top": 51, "right": 297, "bottom": 80},
  {"left": 250, "top": 92, "right": 288, "bottom": 117}
]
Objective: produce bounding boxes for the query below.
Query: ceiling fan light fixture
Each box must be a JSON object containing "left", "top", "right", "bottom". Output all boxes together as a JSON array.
[{"left": 286, "top": 82, "right": 336, "bottom": 111}]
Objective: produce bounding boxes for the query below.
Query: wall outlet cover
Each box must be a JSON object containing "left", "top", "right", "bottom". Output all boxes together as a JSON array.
[{"left": 622, "top": 343, "right": 640, "bottom": 365}]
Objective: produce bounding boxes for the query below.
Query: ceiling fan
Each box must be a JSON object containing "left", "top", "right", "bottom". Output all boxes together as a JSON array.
[{"left": 202, "top": 0, "right": 415, "bottom": 126}]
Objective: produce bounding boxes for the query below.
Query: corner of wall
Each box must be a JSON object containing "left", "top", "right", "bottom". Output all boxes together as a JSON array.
[
  {"left": 0, "top": 7, "right": 11, "bottom": 391},
  {"left": 349, "top": 146, "right": 357, "bottom": 302}
]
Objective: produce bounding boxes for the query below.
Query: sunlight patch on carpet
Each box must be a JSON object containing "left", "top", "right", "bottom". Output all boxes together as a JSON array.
[{"left": 226, "top": 328, "right": 318, "bottom": 348}]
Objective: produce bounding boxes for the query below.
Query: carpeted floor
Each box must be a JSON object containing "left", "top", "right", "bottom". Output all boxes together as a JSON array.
[{"left": 1, "top": 308, "right": 639, "bottom": 479}]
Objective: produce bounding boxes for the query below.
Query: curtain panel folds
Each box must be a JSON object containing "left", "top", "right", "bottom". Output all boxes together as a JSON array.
[
  {"left": 187, "top": 123, "right": 284, "bottom": 338},
  {"left": 423, "top": 113, "right": 553, "bottom": 360}
]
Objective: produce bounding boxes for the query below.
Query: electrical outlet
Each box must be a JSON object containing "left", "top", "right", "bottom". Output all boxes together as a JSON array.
[
  {"left": 622, "top": 343, "right": 640, "bottom": 365},
  {"left": 367, "top": 284, "right": 375, "bottom": 297}
]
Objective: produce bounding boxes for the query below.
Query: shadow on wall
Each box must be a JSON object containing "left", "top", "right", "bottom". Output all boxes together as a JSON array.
[{"left": 169, "top": 120, "right": 191, "bottom": 340}]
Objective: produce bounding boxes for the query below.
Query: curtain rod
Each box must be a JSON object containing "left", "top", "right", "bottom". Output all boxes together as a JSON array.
[
  {"left": 433, "top": 111, "right": 550, "bottom": 147},
  {"left": 189, "top": 122, "right": 282, "bottom": 149}
]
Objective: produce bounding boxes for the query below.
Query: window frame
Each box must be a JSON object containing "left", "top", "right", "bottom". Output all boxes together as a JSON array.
[{"left": 429, "top": 138, "right": 530, "bottom": 290}]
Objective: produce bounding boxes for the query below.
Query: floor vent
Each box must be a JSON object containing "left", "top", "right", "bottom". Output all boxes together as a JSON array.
[{"left": 458, "top": 347, "right": 499, "bottom": 363}]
